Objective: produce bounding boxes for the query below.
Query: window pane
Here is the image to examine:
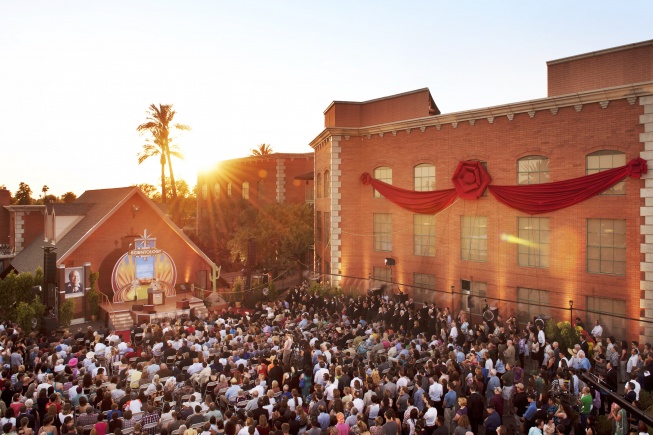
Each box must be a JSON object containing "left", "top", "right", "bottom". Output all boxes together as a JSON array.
[
  {"left": 587, "top": 219, "right": 626, "bottom": 275},
  {"left": 517, "top": 156, "right": 550, "bottom": 185},
  {"left": 586, "top": 150, "right": 626, "bottom": 195},
  {"left": 374, "top": 166, "right": 392, "bottom": 198}
]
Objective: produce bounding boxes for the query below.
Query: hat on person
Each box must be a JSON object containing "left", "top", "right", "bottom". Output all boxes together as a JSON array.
[
  {"left": 231, "top": 378, "right": 237, "bottom": 384},
  {"left": 567, "top": 348, "right": 577, "bottom": 356},
  {"left": 336, "top": 327, "right": 342, "bottom": 333},
  {"left": 86, "top": 351, "right": 95, "bottom": 359},
  {"left": 55, "top": 345, "right": 62, "bottom": 352},
  {"left": 68, "top": 358, "right": 78, "bottom": 367},
  {"left": 531, "top": 370, "right": 540, "bottom": 376},
  {"left": 515, "top": 383, "right": 524, "bottom": 390}
]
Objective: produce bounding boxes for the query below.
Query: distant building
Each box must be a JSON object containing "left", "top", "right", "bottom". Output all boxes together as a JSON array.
[
  {"left": 196, "top": 153, "right": 314, "bottom": 263},
  {"left": 311, "top": 40, "right": 653, "bottom": 342}
]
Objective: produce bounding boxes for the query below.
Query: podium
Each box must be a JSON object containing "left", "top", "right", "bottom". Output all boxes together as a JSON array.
[{"left": 148, "top": 288, "right": 165, "bottom": 306}]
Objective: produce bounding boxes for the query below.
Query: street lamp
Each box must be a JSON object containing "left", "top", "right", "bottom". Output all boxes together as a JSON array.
[
  {"left": 569, "top": 299, "right": 574, "bottom": 324},
  {"left": 451, "top": 285, "right": 455, "bottom": 313}
]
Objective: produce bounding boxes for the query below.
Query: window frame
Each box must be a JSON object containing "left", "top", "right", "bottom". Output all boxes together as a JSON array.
[
  {"left": 316, "top": 173, "right": 322, "bottom": 199},
  {"left": 517, "top": 287, "right": 550, "bottom": 325},
  {"left": 324, "top": 170, "right": 330, "bottom": 199},
  {"left": 517, "top": 155, "right": 550, "bottom": 185},
  {"left": 373, "top": 213, "right": 393, "bottom": 252},
  {"left": 585, "top": 296, "right": 626, "bottom": 340},
  {"left": 414, "top": 163, "right": 436, "bottom": 192},
  {"left": 586, "top": 150, "right": 626, "bottom": 195},
  {"left": 373, "top": 166, "right": 392, "bottom": 198},
  {"left": 414, "top": 214, "right": 436, "bottom": 257},
  {"left": 517, "top": 217, "right": 550, "bottom": 268},
  {"left": 586, "top": 218, "right": 626, "bottom": 275},
  {"left": 242, "top": 182, "right": 249, "bottom": 200},
  {"left": 413, "top": 273, "right": 436, "bottom": 304},
  {"left": 460, "top": 216, "right": 488, "bottom": 262}
]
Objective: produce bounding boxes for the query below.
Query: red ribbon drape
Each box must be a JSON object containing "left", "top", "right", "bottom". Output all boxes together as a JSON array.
[
  {"left": 360, "top": 157, "right": 647, "bottom": 215},
  {"left": 360, "top": 173, "right": 458, "bottom": 214}
]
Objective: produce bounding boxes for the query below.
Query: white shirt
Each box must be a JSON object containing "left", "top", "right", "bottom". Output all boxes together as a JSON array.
[
  {"left": 423, "top": 407, "right": 438, "bottom": 426},
  {"left": 325, "top": 380, "right": 339, "bottom": 401},
  {"left": 591, "top": 324, "right": 603, "bottom": 338},
  {"left": 352, "top": 398, "right": 364, "bottom": 414},
  {"left": 428, "top": 382, "right": 443, "bottom": 402},
  {"left": 94, "top": 342, "right": 107, "bottom": 357},
  {"left": 538, "top": 330, "right": 546, "bottom": 346},
  {"left": 627, "top": 354, "right": 640, "bottom": 373}
]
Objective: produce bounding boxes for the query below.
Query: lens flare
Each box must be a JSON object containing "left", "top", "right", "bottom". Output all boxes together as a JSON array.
[{"left": 500, "top": 232, "right": 539, "bottom": 248}]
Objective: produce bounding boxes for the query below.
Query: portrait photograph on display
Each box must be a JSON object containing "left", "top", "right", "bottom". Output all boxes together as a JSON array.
[{"left": 64, "top": 266, "right": 85, "bottom": 297}]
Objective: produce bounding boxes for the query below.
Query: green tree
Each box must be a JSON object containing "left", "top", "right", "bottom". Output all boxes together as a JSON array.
[
  {"left": 61, "top": 192, "right": 77, "bottom": 203},
  {"left": 14, "top": 182, "right": 33, "bottom": 205},
  {"left": 0, "top": 268, "right": 43, "bottom": 321},
  {"left": 136, "top": 183, "right": 160, "bottom": 200},
  {"left": 137, "top": 104, "right": 190, "bottom": 203},
  {"left": 250, "top": 143, "right": 274, "bottom": 156},
  {"left": 41, "top": 185, "right": 49, "bottom": 198},
  {"left": 229, "top": 203, "right": 313, "bottom": 278}
]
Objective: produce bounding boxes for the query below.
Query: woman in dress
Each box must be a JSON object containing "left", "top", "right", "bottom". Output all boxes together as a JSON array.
[{"left": 39, "top": 415, "right": 58, "bottom": 435}]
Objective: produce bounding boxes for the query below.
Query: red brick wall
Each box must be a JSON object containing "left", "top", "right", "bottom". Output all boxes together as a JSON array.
[
  {"left": 548, "top": 44, "right": 653, "bottom": 96},
  {"left": 64, "top": 194, "right": 212, "bottom": 298},
  {"left": 283, "top": 157, "right": 314, "bottom": 204},
  {"left": 317, "top": 98, "right": 645, "bottom": 340},
  {"left": 0, "top": 190, "right": 11, "bottom": 250},
  {"left": 325, "top": 89, "right": 435, "bottom": 128},
  {"left": 22, "top": 211, "right": 45, "bottom": 250}
]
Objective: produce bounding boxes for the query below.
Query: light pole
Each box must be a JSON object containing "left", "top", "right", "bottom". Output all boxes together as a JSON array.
[
  {"left": 569, "top": 299, "right": 574, "bottom": 324},
  {"left": 451, "top": 285, "right": 455, "bottom": 314}
]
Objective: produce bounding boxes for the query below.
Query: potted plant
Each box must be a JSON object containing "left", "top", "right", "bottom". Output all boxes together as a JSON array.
[
  {"left": 59, "top": 299, "right": 75, "bottom": 328},
  {"left": 88, "top": 271, "right": 100, "bottom": 321}
]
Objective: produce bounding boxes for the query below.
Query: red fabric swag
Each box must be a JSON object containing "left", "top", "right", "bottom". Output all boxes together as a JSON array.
[
  {"left": 360, "top": 157, "right": 647, "bottom": 215},
  {"left": 360, "top": 173, "right": 457, "bottom": 214},
  {"left": 488, "top": 157, "right": 647, "bottom": 215}
]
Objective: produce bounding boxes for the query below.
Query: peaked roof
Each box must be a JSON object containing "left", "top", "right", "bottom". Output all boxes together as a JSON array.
[{"left": 11, "top": 187, "right": 215, "bottom": 273}]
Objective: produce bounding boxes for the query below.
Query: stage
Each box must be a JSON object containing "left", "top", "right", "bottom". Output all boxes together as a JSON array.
[{"left": 100, "top": 294, "right": 209, "bottom": 330}]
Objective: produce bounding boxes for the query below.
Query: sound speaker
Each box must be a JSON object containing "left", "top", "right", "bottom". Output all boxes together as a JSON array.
[
  {"left": 43, "top": 250, "right": 57, "bottom": 284},
  {"left": 247, "top": 239, "right": 256, "bottom": 269},
  {"left": 41, "top": 316, "right": 59, "bottom": 334}
]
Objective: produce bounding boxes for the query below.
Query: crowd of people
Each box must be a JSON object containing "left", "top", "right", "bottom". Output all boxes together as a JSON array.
[{"left": 0, "top": 283, "right": 651, "bottom": 435}]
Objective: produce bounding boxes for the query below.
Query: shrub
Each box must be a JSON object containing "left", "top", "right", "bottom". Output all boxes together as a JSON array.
[
  {"left": 88, "top": 271, "right": 100, "bottom": 317},
  {"left": 233, "top": 277, "right": 244, "bottom": 303},
  {"left": 59, "top": 299, "right": 75, "bottom": 328},
  {"left": 268, "top": 281, "right": 278, "bottom": 301},
  {"left": 16, "top": 302, "right": 35, "bottom": 333}
]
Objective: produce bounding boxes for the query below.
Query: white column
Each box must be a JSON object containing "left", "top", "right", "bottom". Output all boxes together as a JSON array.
[
  {"left": 330, "top": 136, "right": 342, "bottom": 285},
  {"left": 639, "top": 95, "right": 653, "bottom": 342}
]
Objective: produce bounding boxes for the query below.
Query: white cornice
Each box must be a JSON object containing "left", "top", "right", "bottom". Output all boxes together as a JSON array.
[{"left": 309, "top": 81, "right": 653, "bottom": 149}]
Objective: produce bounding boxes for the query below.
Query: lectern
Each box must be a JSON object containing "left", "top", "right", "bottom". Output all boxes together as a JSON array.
[{"left": 148, "top": 287, "right": 165, "bottom": 306}]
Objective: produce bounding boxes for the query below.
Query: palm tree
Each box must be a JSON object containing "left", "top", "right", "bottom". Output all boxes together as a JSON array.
[
  {"left": 137, "top": 104, "right": 190, "bottom": 202},
  {"left": 250, "top": 143, "right": 274, "bottom": 156}
]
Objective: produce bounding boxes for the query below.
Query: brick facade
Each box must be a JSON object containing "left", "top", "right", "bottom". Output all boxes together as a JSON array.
[
  {"left": 312, "top": 41, "right": 653, "bottom": 342},
  {"left": 196, "top": 153, "right": 314, "bottom": 258}
]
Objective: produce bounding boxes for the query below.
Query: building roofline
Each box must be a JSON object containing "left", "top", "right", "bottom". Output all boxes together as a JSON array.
[
  {"left": 309, "top": 81, "right": 653, "bottom": 148},
  {"left": 323, "top": 88, "right": 431, "bottom": 114},
  {"left": 58, "top": 188, "right": 217, "bottom": 271},
  {"left": 3, "top": 205, "right": 46, "bottom": 212},
  {"left": 547, "top": 39, "right": 653, "bottom": 65}
]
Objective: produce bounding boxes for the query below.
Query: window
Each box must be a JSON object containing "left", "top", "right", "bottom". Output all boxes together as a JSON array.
[
  {"left": 460, "top": 281, "right": 487, "bottom": 323},
  {"left": 324, "top": 212, "right": 330, "bottom": 245},
  {"left": 242, "top": 182, "right": 249, "bottom": 199},
  {"left": 461, "top": 216, "right": 487, "bottom": 262},
  {"left": 257, "top": 180, "right": 265, "bottom": 201},
  {"left": 213, "top": 183, "right": 221, "bottom": 199},
  {"left": 373, "top": 213, "right": 392, "bottom": 252},
  {"left": 414, "top": 214, "right": 436, "bottom": 256},
  {"left": 587, "top": 219, "right": 626, "bottom": 275},
  {"left": 373, "top": 166, "right": 392, "bottom": 198},
  {"left": 518, "top": 217, "right": 550, "bottom": 267},
  {"left": 373, "top": 267, "right": 391, "bottom": 288},
  {"left": 517, "top": 287, "right": 550, "bottom": 325},
  {"left": 201, "top": 184, "right": 208, "bottom": 200},
  {"left": 586, "top": 150, "right": 626, "bottom": 195},
  {"left": 586, "top": 296, "right": 626, "bottom": 340},
  {"left": 227, "top": 183, "right": 232, "bottom": 198},
  {"left": 316, "top": 173, "right": 322, "bottom": 199},
  {"left": 316, "top": 211, "right": 322, "bottom": 243},
  {"left": 413, "top": 273, "right": 436, "bottom": 304},
  {"left": 324, "top": 170, "right": 330, "bottom": 199},
  {"left": 518, "top": 156, "right": 550, "bottom": 185},
  {"left": 414, "top": 164, "right": 436, "bottom": 191}
]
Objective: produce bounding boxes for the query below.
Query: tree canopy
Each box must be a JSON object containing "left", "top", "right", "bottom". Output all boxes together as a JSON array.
[
  {"left": 137, "top": 103, "right": 190, "bottom": 204},
  {"left": 228, "top": 203, "right": 313, "bottom": 273},
  {"left": 250, "top": 143, "right": 274, "bottom": 156}
]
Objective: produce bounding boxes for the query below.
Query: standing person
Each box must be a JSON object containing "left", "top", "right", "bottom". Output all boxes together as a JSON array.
[
  {"left": 483, "top": 406, "right": 501, "bottom": 435},
  {"left": 536, "top": 325, "right": 546, "bottom": 368},
  {"left": 466, "top": 383, "right": 484, "bottom": 434},
  {"left": 282, "top": 334, "right": 293, "bottom": 367},
  {"left": 578, "top": 387, "right": 592, "bottom": 428}
]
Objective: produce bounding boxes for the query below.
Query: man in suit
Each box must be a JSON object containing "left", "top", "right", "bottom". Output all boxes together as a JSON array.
[{"left": 65, "top": 269, "right": 84, "bottom": 293}]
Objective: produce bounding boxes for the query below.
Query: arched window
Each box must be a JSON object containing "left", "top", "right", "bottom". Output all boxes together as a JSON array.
[
  {"left": 414, "top": 163, "right": 435, "bottom": 191},
  {"left": 586, "top": 150, "right": 626, "bottom": 195},
  {"left": 201, "top": 184, "right": 208, "bottom": 200},
  {"left": 316, "top": 173, "right": 322, "bottom": 199},
  {"left": 324, "top": 170, "right": 330, "bottom": 199},
  {"left": 214, "top": 183, "right": 220, "bottom": 199},
  {"left": 227, "top": 183, "right": 232, "bottom": 198},
  {"left": 373, "top": 166, "right": 392, "bottom": 198},
  {"left": 242, "top": 182, "right": 249, "bottom": 199},
  {"left": 517, "top": 155, "right": 550, "bottom": 185}
]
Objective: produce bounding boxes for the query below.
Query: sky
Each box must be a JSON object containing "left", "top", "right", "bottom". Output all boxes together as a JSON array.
[{"left": 1, "top": 1, "right": 652, "bottom": 197}]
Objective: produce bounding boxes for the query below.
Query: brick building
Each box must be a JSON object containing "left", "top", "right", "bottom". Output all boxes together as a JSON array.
[
  {"left": 311, "top": 40, "right": 653, "bottom": 343},
  {"left": 196, "top": 153, "right": 314, "bottom": 263},
  {"left": 2, "top": 187, "right": 216, "bottom": 323}
]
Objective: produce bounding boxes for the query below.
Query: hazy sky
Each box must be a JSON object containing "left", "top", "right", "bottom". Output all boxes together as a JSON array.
[{"left": 1, "top": 1, "right": 652, "bottom": 197}]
